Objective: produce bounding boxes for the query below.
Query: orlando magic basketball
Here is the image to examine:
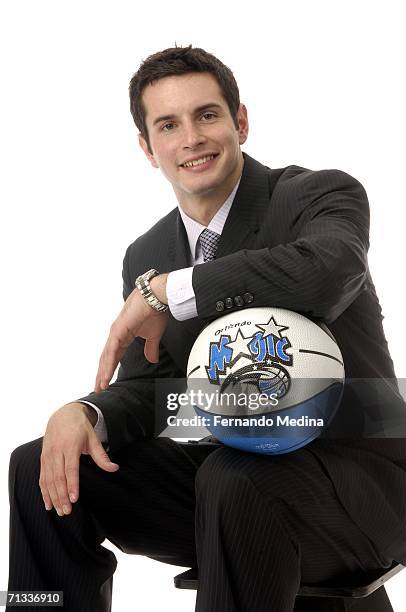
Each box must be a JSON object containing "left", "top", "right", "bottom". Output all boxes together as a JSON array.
[{"left": 187, "top": 307, "right": 344, "bottom": 454}]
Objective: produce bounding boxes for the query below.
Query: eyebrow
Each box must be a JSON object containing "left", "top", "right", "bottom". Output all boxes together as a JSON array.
[{"left": 152, "top": 103, "right": 223, "bottom": 127}]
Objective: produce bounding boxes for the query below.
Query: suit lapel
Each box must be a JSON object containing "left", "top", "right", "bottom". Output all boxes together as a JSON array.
[
  {"left": 166, "top": 211, "right": 191, "bottom": 272},
  {"left": 215, "top": 152, "right": 271, "bottom": 259}
]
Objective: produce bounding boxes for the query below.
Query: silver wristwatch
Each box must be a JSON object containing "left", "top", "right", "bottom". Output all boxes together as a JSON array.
[{"left": 135, "top": 269, "right": 169, "bottom": 313}]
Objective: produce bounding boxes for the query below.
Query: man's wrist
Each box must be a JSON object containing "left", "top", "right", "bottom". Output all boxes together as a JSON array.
[
  {"left": 69, "top": 402, "right": 98, "bottom": 426},
  {"left": 150, "top": 273, "right": 168, "bottom": 305}
]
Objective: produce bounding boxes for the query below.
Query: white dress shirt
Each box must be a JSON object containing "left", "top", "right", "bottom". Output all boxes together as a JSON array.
[{"left": 84, "top": 176, "right": 242, "bottom": 443}]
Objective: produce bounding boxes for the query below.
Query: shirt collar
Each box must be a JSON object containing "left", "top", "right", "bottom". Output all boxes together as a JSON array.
[{"left": 178, "top": 175, "right": 242, "bottom": 260}]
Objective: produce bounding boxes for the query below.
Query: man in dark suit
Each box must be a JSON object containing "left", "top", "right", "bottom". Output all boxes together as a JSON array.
[{"left": 8, "top": 45, "right": 406, "bottom": 611}]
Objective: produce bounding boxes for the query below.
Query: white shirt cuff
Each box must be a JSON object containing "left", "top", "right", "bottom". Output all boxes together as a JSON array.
[
  {"left": 78, "top": 401, "right": 108, "bottom": 444},
  {"left": 167, "top": 267, "right": 198, "bottom": 320}
]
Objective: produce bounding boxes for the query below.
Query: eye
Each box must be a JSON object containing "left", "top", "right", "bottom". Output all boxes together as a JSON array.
[
  {"left": 202, "top": 112, "right": 216, "bottom": 120},
  {"left": 162, "top": 122, "right": 176, "bottom": 132}
]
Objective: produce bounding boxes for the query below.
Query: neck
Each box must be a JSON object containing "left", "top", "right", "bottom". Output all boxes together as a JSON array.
[{"left": 176, "top": 156, "right": 243, "bottom": 226}]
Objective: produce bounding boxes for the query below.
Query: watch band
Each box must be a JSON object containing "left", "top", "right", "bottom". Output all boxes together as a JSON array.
[{"left": 135, "top": 269, "right": 169, "bottom": 313}]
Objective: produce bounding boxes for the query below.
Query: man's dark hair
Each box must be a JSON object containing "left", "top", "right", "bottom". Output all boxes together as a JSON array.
[{"left": 129, "top": 44, "right": 241, "bottom": 154}]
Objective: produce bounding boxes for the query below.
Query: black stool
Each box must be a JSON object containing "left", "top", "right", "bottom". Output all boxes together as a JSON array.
[{"left": 174, "top": 561, "right": 403, "bottom": 611}]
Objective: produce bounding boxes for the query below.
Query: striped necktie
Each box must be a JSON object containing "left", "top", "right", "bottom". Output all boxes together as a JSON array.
[{"left": 199, "top": 228, "right": 221, "bottom": 262}]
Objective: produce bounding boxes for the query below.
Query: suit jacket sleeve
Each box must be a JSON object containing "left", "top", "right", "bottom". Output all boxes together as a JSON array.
[
  {"left": 193, "top": 169, "right": 370, "bottom": 324},
  {"left": 77, "top": 244, "right": 182, "bottom": 453}
]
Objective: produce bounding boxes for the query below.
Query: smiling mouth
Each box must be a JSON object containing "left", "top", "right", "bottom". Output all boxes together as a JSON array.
[{"left": 181, "top": 154, "right": 219, "bottom": 168}]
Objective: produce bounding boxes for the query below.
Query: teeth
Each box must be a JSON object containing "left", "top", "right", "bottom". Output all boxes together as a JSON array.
[{"left": 183, "top": 154, "right": 215, "bottom": 168}]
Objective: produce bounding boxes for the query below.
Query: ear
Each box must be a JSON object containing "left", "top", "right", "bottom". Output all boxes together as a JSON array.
[
  {"left": 237, "top": 104, "right": 249, "bottom": 145},
  {"left": 138, "top": 134, "right": 159, "bottom": 168}
]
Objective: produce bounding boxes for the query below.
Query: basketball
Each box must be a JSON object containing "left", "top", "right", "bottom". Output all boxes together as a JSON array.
[{"left": 187, "top": 307, "right": 344, "bottom": 454}]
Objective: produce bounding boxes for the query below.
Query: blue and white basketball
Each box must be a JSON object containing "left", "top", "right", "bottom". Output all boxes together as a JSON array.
[{"left": 187, "top": 307, "right": 344, "bottom": 455}]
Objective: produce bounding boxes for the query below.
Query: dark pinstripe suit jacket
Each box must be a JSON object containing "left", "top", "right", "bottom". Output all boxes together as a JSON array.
[{"left": 80, "top": 152, "right": 406, "bottom": 564}]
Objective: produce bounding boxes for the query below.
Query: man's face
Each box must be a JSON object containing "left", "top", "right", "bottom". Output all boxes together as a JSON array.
[{"left": 138, "top": 72, "right": 248, "bottom": 206}]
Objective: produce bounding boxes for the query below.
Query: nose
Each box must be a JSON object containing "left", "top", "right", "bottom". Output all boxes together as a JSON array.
[{"left": 182, "top": 120, "right": 207, "bottom": 149}]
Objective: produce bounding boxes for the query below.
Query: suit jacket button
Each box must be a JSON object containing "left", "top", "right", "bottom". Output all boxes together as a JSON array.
[
  {"left": 234, "top": 295, "right": 244, "bottom": 307},
  {"left": 225, "top": 297, "right": 233, "bottom": 309},
  {"left": 243, "top": 292, "right": 254, "bottom": 304},
  {"left": 216, "top": 301, "right": 225, "bottom": 312}
]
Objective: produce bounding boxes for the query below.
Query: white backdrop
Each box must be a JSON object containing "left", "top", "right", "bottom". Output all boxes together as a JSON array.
[{"left": 1, "top": 1, "right": 405, "bottom": 610}]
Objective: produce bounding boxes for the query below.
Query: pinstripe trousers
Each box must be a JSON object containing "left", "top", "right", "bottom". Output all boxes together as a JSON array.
[{"left": 8, "top": 436, "right": 392, "bottom": 612}]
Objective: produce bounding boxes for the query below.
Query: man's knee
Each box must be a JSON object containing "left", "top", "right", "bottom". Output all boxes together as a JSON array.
[
  {"left": 195, "top": 446, "right": 294, "bottom": 512},
  {"left": 9, "top": 437, "right": 43, "bottom": 483},
  {"left": 195, "top": 446, "right": 256, "bottom": 504}
]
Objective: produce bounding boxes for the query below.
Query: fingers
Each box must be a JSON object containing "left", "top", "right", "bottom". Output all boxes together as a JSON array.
[
  {"left": 94, "top": 331, "right": 128, "bottom": 393},
  {"left": 93, "top": 292, "right": 168, "bottom": 392},
  {"left": 95, "top": 334, "right": 161, "bottom": 392},
  {"left": 39, "top": 458, "right": 53, "bottom": 512},
  {"left": 40, "top": 442, "right": 118, "bottom": 517},
  {"left": 38, "top": 404, "right": 120, "bottom": 518},
  {"left": 40, "top": 451, "right": 69, "bottom": 516},
  {"left": 144, "top": 338, "right": 160, "bottom": 363},
  {"left": 88, "top": 433, "right": 119, "bottom": 472},
  {"left": 94, "top": 291, "right": 151, "bottom": 392},
  {"left": 65, "top": 457, "right": 80, "bottom": 505},
  {"left": 52, "top": 452, "right": 73, "bottom": 515}
]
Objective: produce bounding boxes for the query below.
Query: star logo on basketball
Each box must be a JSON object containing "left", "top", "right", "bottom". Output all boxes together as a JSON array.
[{"left": 204, "top": 316, "right": 293, "bottom": 406}]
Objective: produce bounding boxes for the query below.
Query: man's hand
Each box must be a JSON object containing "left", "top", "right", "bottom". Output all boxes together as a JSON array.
[
  {"left": 94, "top": 274, "right": 169, "bottom": 393},
  {"left": 39, "top": 403, "right": 119, "bottom": 516}
]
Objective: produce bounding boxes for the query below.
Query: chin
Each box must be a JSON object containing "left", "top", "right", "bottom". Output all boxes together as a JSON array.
[{"left": 186, "top": 179, "right": 223, "bottom": 196}]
